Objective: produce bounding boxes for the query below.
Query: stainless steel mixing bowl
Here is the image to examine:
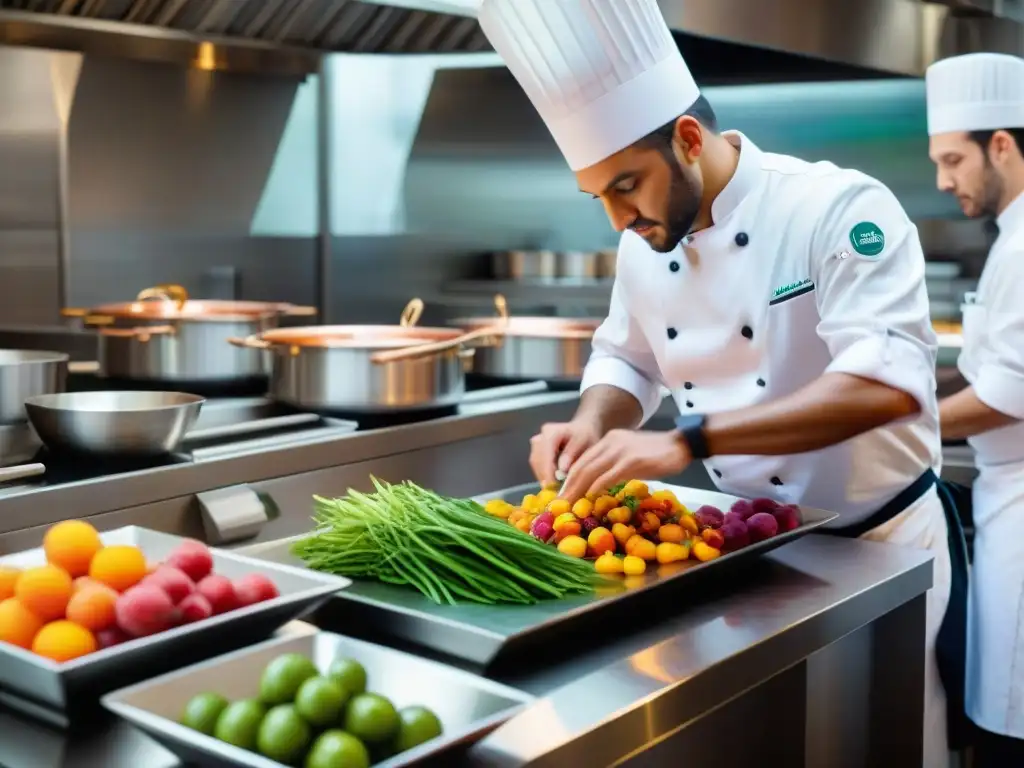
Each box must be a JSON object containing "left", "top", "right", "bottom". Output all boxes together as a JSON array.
[{"left": 24, "top": 391, "right": 205, "bottom": 456}]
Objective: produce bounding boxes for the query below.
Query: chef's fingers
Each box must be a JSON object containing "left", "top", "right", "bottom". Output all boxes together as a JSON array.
[
  {"left": 586, "top": 461, "right": 631, "bottom": 500},
  {"left": 530, "top": 424, "right": 570, "bottom": 486},
  {"left": 559, "top": 440, "right": 614, "bottom": 501},
  {"left": 556, "top": 429, "right": 596, "bottom": 475}
]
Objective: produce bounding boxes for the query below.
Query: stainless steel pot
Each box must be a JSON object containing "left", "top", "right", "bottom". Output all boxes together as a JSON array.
[
  {"left": 227, "top": 299, "right": 500, "bottom": 412},
  {"left": 63, "top": 284, "right": 317, "bottom": 383},
  {"left": 452, "top": 296, "right": 599, "bottom": 382},
  {"left": 0, "top": 349, "right": 69, "bottom": 424},
  {"left": 25, "top": 391, "right": 204, "bottom": 456}
]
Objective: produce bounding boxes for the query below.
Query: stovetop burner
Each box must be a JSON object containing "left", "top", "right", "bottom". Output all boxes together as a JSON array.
[
  {"left": 28, "top": 448, "right": 190, "bottom": 485},
  {"left": 66, "top": 371, "right": 269, "bottom": 398},
  {"left": 326, "top": 406, "right": 458, "bottom": 430},
  {"left": 466, "top": 373, "right": 579, "bottom": 393}
]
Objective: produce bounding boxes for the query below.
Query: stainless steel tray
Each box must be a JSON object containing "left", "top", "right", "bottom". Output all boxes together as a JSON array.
[
  {"left": 103, "top": 625, "right": 532, "bottom": 768},
  {"left": 239, "top": 482, "right": 837, "bottom": 668},
  {"left": 0, "top": 527, "right": 350, "bottom": 715}
]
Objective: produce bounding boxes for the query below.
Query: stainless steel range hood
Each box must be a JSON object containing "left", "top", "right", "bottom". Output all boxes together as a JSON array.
[{"left": 0, "top": 0, "right": 490, "bottom": 75}]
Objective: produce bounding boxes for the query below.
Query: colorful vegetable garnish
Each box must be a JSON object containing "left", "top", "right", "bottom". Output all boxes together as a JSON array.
[{"left": 291, "top": 478, "right": 602, "bottom": 606}]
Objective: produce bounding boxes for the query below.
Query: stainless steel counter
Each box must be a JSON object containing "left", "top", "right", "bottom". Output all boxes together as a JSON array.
[{"left": 0, "top": 534, "right": 934, "bottom": 768}]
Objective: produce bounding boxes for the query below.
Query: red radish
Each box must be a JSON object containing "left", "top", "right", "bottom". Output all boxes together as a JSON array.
[
  {"left": 115, "top": 585, "right": 180, "bottom": 637},
  {"left": 196, "top": 574, "right": 238, "bottom": 615},
  {"left": 96, "top": 626, "right": 131, "bottom": 649},
  {"left": 165, "top": 540, "right": 214, "bottom": 583},
  {"left": 233, "top": 574, "right": 280, "bottom": 607},
  {"left": 142, "top": 565, "right": 195, "bottom": 605},
  {"left": 178, "top": 593, "right": 214, "bottom": 624}
]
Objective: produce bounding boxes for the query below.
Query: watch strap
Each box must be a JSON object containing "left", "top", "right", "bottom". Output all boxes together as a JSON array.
[{"left": 674, "top": 413, "right": 710, "bottom": 460}]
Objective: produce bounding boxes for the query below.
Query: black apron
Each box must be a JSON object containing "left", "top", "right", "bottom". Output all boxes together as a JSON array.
[{"left": 822, "top": 469, "right": 971, "bottom": 750}]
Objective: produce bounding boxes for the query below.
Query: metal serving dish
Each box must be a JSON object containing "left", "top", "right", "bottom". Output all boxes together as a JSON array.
[
  {"left": 239, "top": 482, "right": 837, "bottom": 668},
  {"left": 0, "top": 527, "right": 350, "bottom": 714},
  {"left": 0, "top": 349, "right": 68, "bottom": 424},
  {"left": 24, "top": 391, "right": 204, "bottom": 457},
  {"left": 103, "top": 627, "right": 532, "bottom": 768},
  {"left": 228, "top": 299, "right": 503, "bottom": 413},
  {"left": 63, "top": 284, "right": 317, "bottom": 384}
]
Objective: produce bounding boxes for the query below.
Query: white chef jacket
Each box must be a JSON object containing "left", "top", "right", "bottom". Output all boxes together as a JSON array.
[
  {"left": 581, "top": 132, "right": 942, "bottom": 526},
  {"left": 959, "top": 190, "right": 1024, "bottom": 468}
]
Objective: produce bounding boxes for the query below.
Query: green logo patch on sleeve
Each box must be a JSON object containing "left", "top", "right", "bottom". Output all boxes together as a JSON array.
[{"left": 849, "top": 221, "right": 885, "bottom": 258}]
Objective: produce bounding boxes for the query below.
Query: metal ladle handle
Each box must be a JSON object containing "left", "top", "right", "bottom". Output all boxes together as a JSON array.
[
  {"left": 136, "top": 284, "right": 189, "bottom": 311},
  {"left": 400, "top": 298, "right": 424, "bottom": 328}
]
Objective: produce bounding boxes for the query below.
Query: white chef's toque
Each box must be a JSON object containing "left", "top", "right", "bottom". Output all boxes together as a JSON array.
[
  {"left": 926, "top": 52, "right": 1024, "bottom": 136},
  {"left": 477, "top": 0, "right": 700, "bottom": 171}
]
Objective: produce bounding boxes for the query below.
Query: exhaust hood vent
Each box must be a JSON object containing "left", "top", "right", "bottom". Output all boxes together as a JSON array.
[{"left": 0, "top": 0, "right": 490, "bottom": 74}]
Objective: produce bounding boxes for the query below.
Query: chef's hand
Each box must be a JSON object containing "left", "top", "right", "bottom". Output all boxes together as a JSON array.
[
  {"left": 558, "top": 429, "right": 691, "bottom": 501},
  {"left": 529, "top": 419, "right": 602, "bottom": 487}
]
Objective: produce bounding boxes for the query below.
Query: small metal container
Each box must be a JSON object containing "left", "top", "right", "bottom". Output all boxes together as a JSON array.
[
  {"left": 492, "top": 250, "right": 558, "bottom": 281},
  {"left": 558, "top": 251, "right": 602, "bottom": 279},
  {"left": 64, "top": 284, "right": 317, "bottom": 384},
  {"left": 597, "top": 247, "right": 618, "bottom": 277},
  {"left": 0, "top": 349, "right": 68, "bottom": 424},
  {"left": 103, "top": 628, "right": 532, "bottom": 768},
  {"left": 0, "top": 527, "right": 350, "bottom": 714},
  {"left": 24, "top": 391, "right": 204, "bottom": 457}
]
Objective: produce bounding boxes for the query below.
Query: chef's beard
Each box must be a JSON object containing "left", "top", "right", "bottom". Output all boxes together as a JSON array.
[
  {"left": 975, "top": 159, "right": 1006, "bottom": 219},
  {"left": 631, "top": 157, "right": 703, "bottom": 253}
]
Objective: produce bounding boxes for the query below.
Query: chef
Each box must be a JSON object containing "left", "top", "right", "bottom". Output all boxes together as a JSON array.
[
  {"left": 477, "top": 0, "right": 968, "bottom": 763},
  {"left": 926, "top": 52, "right": 1024, "bottom": 766}
]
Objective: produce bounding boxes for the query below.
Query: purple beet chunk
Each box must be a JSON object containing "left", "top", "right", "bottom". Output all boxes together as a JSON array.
[
  {"left": 730, "top": 500, "right": 756, "bottom": 521},
  {"left": 772, "top": 504, "right": 801, "bottom": 533},
  {"left": 694, "top": 505, "right": 725, "bottom": 530},
  {"left": 751, "top": 497, "right": 780, "bottom": 516},
  {"left": 723, "top": 511, "right": 745, "bottom": 528},
  {"left": 530, "top": 511, "right": 555, "bottom": 540},
  {"left": 746, "top": 512, "right": 779, "bottom": 543},
  {"left": 580, "top": 516, "right": 601, "bottom": 535},
  {"left": 720, "top": 520, "right": 751, "bottom": 552}
]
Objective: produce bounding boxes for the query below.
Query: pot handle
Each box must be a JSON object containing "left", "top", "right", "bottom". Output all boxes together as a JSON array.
[
  {"left": 136, "top": 284, "right": 188, "bottom": 310},
  {"left": 400, "top": 298, "right": 424, "bottom": 328},
  {"left": 370, "top": 323, "right": 505, "bottom": 365},
  {"left": 61, "top": 307, "right": 88, "bottom": 318},
  {"left": 227, "top": 335, "right": 273, "bottom": 350},
  {"left": 99, "top": 325, "right": 176, "bottom": 341},
  {"left": 493, "top": 293, "right": 509, "bottom": 321},
  {"left": 282, "top": 305, "right": 318, "bottom": 317}
]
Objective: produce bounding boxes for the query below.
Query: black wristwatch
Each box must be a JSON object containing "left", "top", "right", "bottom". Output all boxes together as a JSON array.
[{"left": 674, "top": 413, "right": 710, "bottom": 459}]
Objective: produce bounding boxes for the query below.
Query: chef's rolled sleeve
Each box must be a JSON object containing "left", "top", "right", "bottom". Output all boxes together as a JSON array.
[
  {"left": 580, "top": 278, "right": 664, "bottom": 425},
  {"left": 810, "top": 177, "right": 938, "bottom": 411},
  {"left": 974, "top": 251, "right": 1024, "bottom": 420}
]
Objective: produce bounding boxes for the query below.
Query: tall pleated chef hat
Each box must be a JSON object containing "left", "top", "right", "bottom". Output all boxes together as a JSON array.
[
  {"left": 477, "top": 0, "right": 700, "bottom": 171},
  {"left": 926, "top": 52, "right": 1024, "bottom": 136}
]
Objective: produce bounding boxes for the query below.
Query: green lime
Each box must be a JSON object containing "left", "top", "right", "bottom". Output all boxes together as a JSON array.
[
  {"left": 295, "top": 676, "right": 348, "bottom": 728},
  {"left": 343, "top": 693, "right": 399, "bottom": 744},
  {"left": 214, "top": 699, "right": 266, "bottom": 750},
  {"left": 326, "top": 658, "right": 367, "bottom": 696},
  {"left": 305, "top": 730, "right": 371, "bottom": 768},
  {"left": 259, "top": 653, "right": 319, "bottom": 706},
  {"left": 392, "top": 705, "right": 443, "bottom": 753},
  {"left": 257, "top": 704, "right": 312, "bottom": 765},
  {"left": 180, "top": 692, "right": 229, "bottom": 736}
]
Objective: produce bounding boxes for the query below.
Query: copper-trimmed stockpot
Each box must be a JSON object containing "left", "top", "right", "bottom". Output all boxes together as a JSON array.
[
  {"left": 63, "top": 284, "right": 317, "bottom": 383},
  {"left": 451, "top": 295, "right": 599, "bottom": 382},
  {"left": 227, "top": 299, "right": 506, "bottom": 412}
]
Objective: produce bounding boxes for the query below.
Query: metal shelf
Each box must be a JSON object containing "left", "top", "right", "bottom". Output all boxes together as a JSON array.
[{"left": 445, "top": 279, "right": 613, "bottom": 310}]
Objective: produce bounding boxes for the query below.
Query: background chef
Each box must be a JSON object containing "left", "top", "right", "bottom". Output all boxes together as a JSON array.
[
  {"left": 926, "top": 52, "right": 1024, "bottom": 767},
  {"left": 476, "top": 0, "right": 967, "bottom": 764}
]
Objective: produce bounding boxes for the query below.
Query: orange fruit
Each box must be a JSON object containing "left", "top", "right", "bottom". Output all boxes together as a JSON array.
[
  {"left": 31, "top": 620, "right": 96, "bottom": 662},
  {"left": 0, "top": 597, "right": 44, "bottom": 649},
  {"left": 65, "top": 586, "right": 117, "bottom": 632},
  {"left": 14, "top": 565, "right": 72, "bottom": 622},
  {"left": 43, "top": 520, "right": 103, "bottom": 578},
  {"left": 0, "top": 566, "right": 21, "bottom": 601},
  {"left": 88, "top": 545, "right": 147, "bottom": 593}
]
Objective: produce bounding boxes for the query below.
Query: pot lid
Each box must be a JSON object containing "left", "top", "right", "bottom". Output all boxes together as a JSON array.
[{"left": 65, "top": 285, "right": 316, "bottom": 322}]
